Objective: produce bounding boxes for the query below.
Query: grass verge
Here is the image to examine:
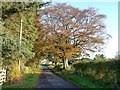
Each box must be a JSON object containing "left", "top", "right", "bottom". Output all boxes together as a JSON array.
[
  {"left": 48, "top": 65, "right": 114, "bottom": 90},
  {"left": 2, "top": 73, "right": 39, "bottom": 90},
  {"left": 56, "top": 72, "right": 112, "bottom": 88},
  {"left": 2, "top": 66, "right": 42, "bottom": 90}
]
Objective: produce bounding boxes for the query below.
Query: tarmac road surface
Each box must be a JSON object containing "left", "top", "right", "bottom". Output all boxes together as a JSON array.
[{"left": 35, "top": 65, "right": 84, "bottom": 89}]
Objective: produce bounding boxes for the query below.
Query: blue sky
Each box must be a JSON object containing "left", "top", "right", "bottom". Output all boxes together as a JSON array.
[
  {"left": 66, "top": 2, "right": 118, "bottom": 58},
  {"left": 43, "top": 0, "right": 119, "bottom": 58}
]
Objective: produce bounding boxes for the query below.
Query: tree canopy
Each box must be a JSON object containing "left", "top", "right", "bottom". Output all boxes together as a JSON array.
[
  {"left": 1, "top": 2, "right": 40, "bottom": 60},
  {"left": 34, "top": 3, "right": 111, "bottom": 69}
]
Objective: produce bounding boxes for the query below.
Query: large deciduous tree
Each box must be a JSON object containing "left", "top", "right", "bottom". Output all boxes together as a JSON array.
[{"left": 34, "top": 3, "right": 111, "bottom": 69}]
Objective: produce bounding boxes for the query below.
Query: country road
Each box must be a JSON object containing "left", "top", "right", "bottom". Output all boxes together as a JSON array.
[{"left": 35, "top": 65, "right": 83, "bottom": 89}]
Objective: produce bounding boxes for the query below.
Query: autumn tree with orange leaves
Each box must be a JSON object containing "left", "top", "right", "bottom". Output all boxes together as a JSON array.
[{"left": 34, "top": 3, "right": 111, "bottom": 69}]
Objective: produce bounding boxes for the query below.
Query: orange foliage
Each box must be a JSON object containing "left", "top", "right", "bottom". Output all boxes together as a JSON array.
[{"left": 34, "top": 3, "right": 110, "bottom": 62}]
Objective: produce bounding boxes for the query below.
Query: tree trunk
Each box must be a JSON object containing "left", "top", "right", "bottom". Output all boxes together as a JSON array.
[
  {"left": 63, "top": 59, "right": 69, "bottom": 69},
  {"left": 18, "top": 59, "right": 21, "bottom": 72},
  {"left": 65, "top": 59, "right": 69, "bottom": 67}
]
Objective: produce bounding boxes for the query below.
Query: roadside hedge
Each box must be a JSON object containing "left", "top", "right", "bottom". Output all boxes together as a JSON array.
[{"left": 73, "top": 60, "right": 120, "bottom": 87}]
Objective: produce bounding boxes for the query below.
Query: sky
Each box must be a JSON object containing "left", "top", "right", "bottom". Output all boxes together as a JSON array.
[{"left": 43, "top": 0, "right": 119, "bottom": 58}]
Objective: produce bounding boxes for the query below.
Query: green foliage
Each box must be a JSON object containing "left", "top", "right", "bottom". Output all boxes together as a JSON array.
[
  {"left": 73, "top": 60, "right": 120, "bottom": 88},
  {"left": 55, "top": 72, "right": 107, "bottom": 88},
  {"left": 93, "top": 54, "right": 108, "bottom": 62},
  {"left": 2, "top": 32, "right": 20, "bottom": 60},
  {"left": 3, "top": 10, "right": 37, "bottom": 59},
  {"left": 2, "top": 2, "right": 39, "bottom": 19},
  {"left": 7, "top": 61, "right": 22, "bottom": 84},
  {"left": 1, "top": 2, "right": 39, "bottom": 62},
  {"left": 3, "top": 73, "right": 40, "bottom": 89},
  {"left": 25, "top": 58, "right": 39, "bottom": 68},
  {"left": 81, "top": 58, "right": 92, "bottom": 63},
  {"left": 22, "top": 66, "right": 32, "bottom": 74},
  {"left": 1, "top": 2, "right": 40, "bottom": 83},
  {"left": 2, "top": 1, "right": 40, "bottom": 58},
  {"left": 49, "top": 66, "right": 111, "bottom": 88}
]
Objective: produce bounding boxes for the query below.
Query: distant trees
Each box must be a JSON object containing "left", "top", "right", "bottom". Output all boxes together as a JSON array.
[
  {"left": 115, "top": 51, "right": 120, "bottom": 60},
  {"left": 34, "top": 3, "right": 111, "bottom": 69},
  {"left": 93, "top": 54, "right": 107, "bottom": 62}
]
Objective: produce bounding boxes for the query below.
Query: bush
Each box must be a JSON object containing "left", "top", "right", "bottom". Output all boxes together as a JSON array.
[
  {"left": 23, "top": 66, "right": 32, "bottom": 74},
  {"left": 73, "top": 60, "right": 120, "bottom": 87},
  {"left": 6, "top": 61, "right": 22, "bottom": 84}
]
